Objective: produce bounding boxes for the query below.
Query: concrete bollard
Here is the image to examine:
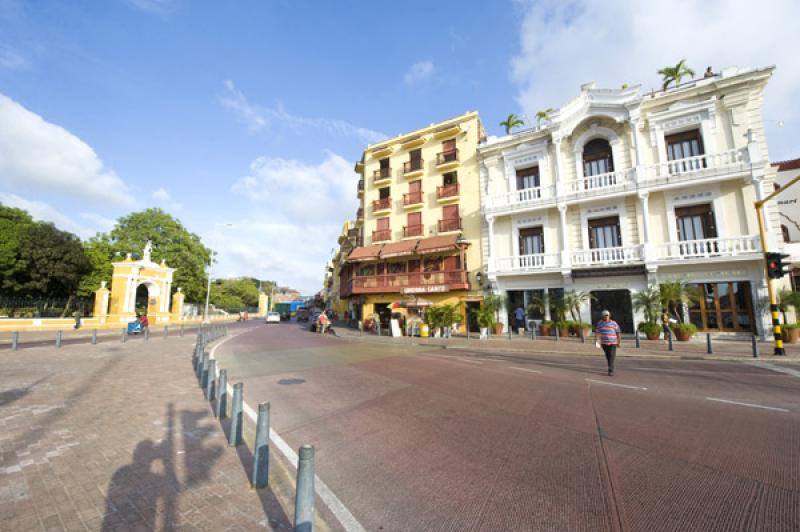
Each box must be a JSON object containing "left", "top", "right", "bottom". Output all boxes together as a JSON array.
[
  {"left": 752, "top": 335, "right": 759, "bottom": 358},
  {"left": 144, "top": 327, "right": 150, "bottom": 341},
  {"left": 508, "top": 327, "right": 512, "bottom": 341},
  {"left": 252, "top": 402, "right": 270, "bottom": 489},
  {"left": 56, "top": 330, "right": 62, "bottom": 348},
  {"left": 635, "top": 330, "right": 640, "bottom": 349},
  {"left": 180, "top": 324, "right": 185, "bottom": 337},
  {"left": 229, "top": 383, "right": 243, "bottom": 446},
  {"left": 200, "top": 352, "right": 209, "bottom": 387},
  {"left": 531, "top": 326, "right": 536, "bottom": 341},
  {"left": 580, "top": 329, "right": 586, "bottom": 344},
  {"left": 11, "top": 331, "right": 18, "bottom": 351},
  {"left": 164, "top": 326, "right": 169, "bottom": 339},
  {"left": 294, "top": 445, "right": 315, "bottom": 532},
  {"left": 122, "top": 328, "right": 127, "bottom": 343},
  {"left": 216, "top": 370, "right": 227, "bottom": 419},
  {"left": 668, "top": 332, "right": 673, "bottom": 352},
  {"left": 555, "top": 327, "right": 560, "bottom": 342},
  {"left": 91, "top": 328, "right": 97, "bottom": 345},
  {"left": 706, "top": 333, "right": 713, "bottom": 355},
  {"left": 205, "top": 359, "right": 216, "bottom": 401}
]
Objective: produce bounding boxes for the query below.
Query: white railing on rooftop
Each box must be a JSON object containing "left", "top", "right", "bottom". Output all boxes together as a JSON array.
[{"left": 653, "top": 235, "right": 760, "bottom": 260}]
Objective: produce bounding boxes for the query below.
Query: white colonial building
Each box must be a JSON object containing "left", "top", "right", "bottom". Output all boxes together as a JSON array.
[{"left": 480, "top": 65, "right": 783, "bottom": 336}]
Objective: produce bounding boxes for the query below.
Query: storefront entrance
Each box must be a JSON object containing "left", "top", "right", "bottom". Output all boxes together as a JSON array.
[
  {"left": 590, "top": 289, "right": 634, "bottom": 333},
  {"left": 687, "top": 281, "right": 754, "bottom": 332}
]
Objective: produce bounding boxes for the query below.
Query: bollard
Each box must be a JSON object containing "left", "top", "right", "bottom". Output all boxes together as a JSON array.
[
  {"left": 180, "top": 324, "right": 185, "bottom": 337},
  {"left": 200, "top": 352, "right": 209, "bottom": 387},
  {"left": 144, "top": 327, "right": 150, "bottom": 341},
  {"left": 216, "top": 369, "right": 228, "bottom": 419},
  {"left": 11, "top": 331, "right": 18, "bottom": 351},
  {"left": 580, "top": 329, "right": 586, "bottom": 344},
  {"left": 752, "top": 335, "right": 759, "bottom": 358},
  {"left": 122, "top": 328, "right": 127, "bottom": 343},
  {"left": 56, "top": 330, "right": 62, "bottom": 348},
  {"left": 668, "top": 332, "right": 673, "bottom": 352},
  {"left": 555, "top": 327, "right": 560, "bottom": 342},
  {"left": 508, "top": 327, "right": 512, "bottom": 341},
  {"left": 252, "top": 402, "right": 270, "bottom": 489},
  {"left": 706, "top": 333, "right": 713, "bottom": 355},
  {"left": 229, "top": 383, "right": 243, "bottom": 446},
  {"left": 466, "top": 327, "right": 470, "bottom": 340},
  {"left": 91, "top": 328, "right": 97, "bottom": 345},
  {"left": 164, "top": 326, "right": 169, "bottom": 339},
  {"left": 294, "top": 445, "right": 316, "bottom": 532},
  {"left": 205, "top": 359, "right": 216, "bottom": 401},
  {"left": 635, "top": 330, "right": 640, "bottom": 349},
  {"left": 531, "top": 326, "right": 536, "bottom": 341}
]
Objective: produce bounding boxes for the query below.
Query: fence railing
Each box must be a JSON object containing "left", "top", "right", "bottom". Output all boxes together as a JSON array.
[{"left": 0, "top": 297, "right": 94, "bottom": 318}]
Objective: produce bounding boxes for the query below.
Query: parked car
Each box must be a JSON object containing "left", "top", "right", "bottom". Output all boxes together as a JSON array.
[
  {"left": 265, "top": 311, "right": 281, "bottom": 324},
  {"left": 296, "top": 307, "right": 310, "bottom": 321}
]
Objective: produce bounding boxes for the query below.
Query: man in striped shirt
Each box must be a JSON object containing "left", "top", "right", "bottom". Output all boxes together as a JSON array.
[{"left": 595, "top": 310, "right": 621, "bottom": 376}]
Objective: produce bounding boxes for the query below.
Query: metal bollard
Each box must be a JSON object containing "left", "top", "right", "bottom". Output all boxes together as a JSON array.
[
  {"left": 180, "top": 324, "right": 185, "bottom": 337},
  {"left": 229, "top": 383, "right": 243, "bottom": 446},
  {"left": 531, "top": 326, "right": 536, "bottom": 341},
  {"left": 508, "top": 327, "right": 512, "bottom": 341},
  {"left": 144, "top": 327, "right": 149, "bottom": 341},
  {"left": 294, "top": 445, "right": 316, "bottom": 532},
  {"left": 252, "top": 402, "right": 270, "bottom": 489},
  {"left": 466, "top": 327, "right": 470, "bottom": 340},
  {"left": 752, "top": 335, "right": 759, "bottom": 358},
  {"left": 635, "top": 330, "right": 640, "bottom": 348},
  {"left": 668, "top": 332, "right": 673, "bottom": 352},
  {"left": 11, "top": 331, "right": 18, "bottom": 351},
  {"left": 56, "top": 330, "right": 62, "bottom": 348},
  {"left": 555, "top": 327, "right": 560, "bottom": 342},
  {"left": 216, "top": 370, "right": 227, "bottom": 419},
  {"left": 706, "top": 333, "right": 713, "bottom": 355},
  {"left": 205, "top": 359, "right": 216, "bottom": 401},
  {"left": 91, "top": 328, "right": 97, "bottom": 345},
  {"left": 122, "top": 328, "right": 127, "bottom": 343},
  {"left": 200, "top": 352, "right": 209, "bottom": 386},
  {"left": 164, "top": 326, "right": 169, "bottom": 339}
]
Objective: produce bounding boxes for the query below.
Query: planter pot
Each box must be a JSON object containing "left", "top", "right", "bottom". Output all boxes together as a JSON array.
[
  {"left": 674, "top": 329, "right": 692, "bottom": 342},
  {"left": 558, "top": 327, "right": 570, "bottom": 338},
  {"left": 784, "top": 328, "right": 800, "bottom": 344},
  {"left": 646, "top": 331, "right": 660, "bottom": 341},
  {"left": 494, "top": 323, "right": 504, "bottom": 335},
  {"left": 581, "top": 327, "right": 592, "bottom": 339},
  {"left": 479, "top": 327, "right": 489, "bottom": 340},
  {"left": 540, "top": 325, "right": 551, "bottom": 337}
]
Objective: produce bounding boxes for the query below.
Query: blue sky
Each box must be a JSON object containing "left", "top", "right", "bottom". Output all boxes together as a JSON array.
[{"left": 1, "top": 0, "right": 797, "bottom": 295}]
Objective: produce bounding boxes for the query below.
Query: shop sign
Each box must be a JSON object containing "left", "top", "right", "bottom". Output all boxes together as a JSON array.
[{"left": 402, "top": 285, "right": 447, "bottom": 294}]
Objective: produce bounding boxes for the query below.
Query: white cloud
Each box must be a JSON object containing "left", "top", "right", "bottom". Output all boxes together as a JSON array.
[
  {"left": 126, "top": 0, "right": 177, "bottom": 15},
  {"left": 0, "top": 46, "right": 26, "bottom": 69},
  {"left": 220, "top": 80, "right": 386, "bottom": 144},
  {"left": 0, "top": 93, "right": 135, "bottom": 206},
  {"left": 79, "top": 212, "right": 116, "bottom": 232},
  {"left": 404, "top": 60, "right": 435, "bottom": 86},
  {"left": 510, "top": 0, "right": 800, "bottom": 160},
  {"left": 0, "top": 192, "right": 98, "bottom": 238},
  {"left": 151, "top": 187, "right": 183, "bottom": 211}
]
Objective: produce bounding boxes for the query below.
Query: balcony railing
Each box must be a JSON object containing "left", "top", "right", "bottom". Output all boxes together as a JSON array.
[
  {"left": 403, "top": 159, "right": 424, "bottom": 174},
  {"left": 567, "top": 168, "right": 634, "bottom": 196},
  {"left": 494, "top": 253, "right": 560, "bottom": 273},
  {"left": 403, "top": 191, "right": 423, "bottom": 206},
  {"left": 356, "top": 207, "right": 363, "bottom": 220},
  {"left": 372, "top": 229, "right": 391, "bottom": 242},
  {"left": 436, "top": 150, "right": 459, "bottom": 165},
  {"left": 357, "top": 179, "right": 364, "bottom": 192},
  {"left": 437, "top": 183, "right": 459, "bottom": 199},
  {"left": 653, "top": 235, "right": 760, "bottom": 260},
  {"left": 351, "top": 270, "right": 469, "bottom": 293},
  {"left": 643, "top": 148, "right": 748, "bottom": 184},
  {"left": 373, "top": 197, "right": 392, "bottom": 212},
  {"left": 438, "top": 218, "right": 462, "bottom": 232},
  {"left": 571, "top": 245, "right": 644, "bottom": 267},
  {"left": 373, "top": 168, "right": 392, "bottom": 183},
  {"left": 486, "top": 184, "right": 556, "bottom": 211},
  {"left": 403, "top": 224, "right": 424, "bottom": 237}
]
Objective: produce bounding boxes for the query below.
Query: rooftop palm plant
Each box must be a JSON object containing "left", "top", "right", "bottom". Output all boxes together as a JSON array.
[
  {"left": 499, "top": 113, "right": 525, "bottom": 135},
  {"left": 657, "top": 59, "right": 696, "bottom": 90},
  {"left": 535, "top": 108, "right": 556, "bottom": 127}
]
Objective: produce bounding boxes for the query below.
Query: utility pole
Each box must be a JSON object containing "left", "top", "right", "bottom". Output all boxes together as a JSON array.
[{"left": 755, "top": 172, "right": 800, "bottom": 356}]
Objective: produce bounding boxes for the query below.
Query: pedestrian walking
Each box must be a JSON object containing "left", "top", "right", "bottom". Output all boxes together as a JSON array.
[
  {"left": 514, "top": 305, "right": 526, "bottom": 334},
  {"left": 595, "top": 310, "right": 621, "bottom": 376},
  {"left": 139, "top": 313, "right": 150, "bottom": 334},
  {"left": 73, "top": 310, "right": 82, "bottom": 330},
  {"left": 661, "top": 310, "right": 672, "bottom": 341},
  {"left": 318, "top": 311, "right": 329, "bottom": 334}
]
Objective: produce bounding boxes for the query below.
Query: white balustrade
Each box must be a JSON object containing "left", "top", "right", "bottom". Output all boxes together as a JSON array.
[
  {"left": 493, "top": 253, "right": 560, "bottom": 273},
  {"left": 486, "top": 184, "right": 555, "bottom": 212},
  {"left": 571, "top": 246, "right": 644, "bottom": 267},
  {"left": 644, "top": 148, "right": 748, "bottom": 182},
  {"left": 567, "top": 168, "right": 632, "bottom": 196},
  {"left": 654, "top": 235, "right": 760, "bottom": 260}
]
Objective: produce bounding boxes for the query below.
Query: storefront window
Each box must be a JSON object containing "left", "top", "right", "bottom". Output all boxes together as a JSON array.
[{"left": 687, "top": 281, "right": 753, "bottom": 332}]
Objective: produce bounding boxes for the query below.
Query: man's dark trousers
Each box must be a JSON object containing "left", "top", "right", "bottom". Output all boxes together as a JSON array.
[{"left": 602, "top": 344, "right": 617, "bottom": 373}]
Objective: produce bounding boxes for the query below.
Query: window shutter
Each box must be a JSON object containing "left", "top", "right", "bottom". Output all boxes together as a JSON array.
[
  {"left": 409, "top": 180, "right": 421, "bottom": 193},
  {"left": 377, "top": 217, "right": 389, "bottom": 230},
  {"left": 443, "top": 204, "right": 459, "bottom": 220},
  {"left": 408, "top": 211, "right": 421, "bottom": 226}
]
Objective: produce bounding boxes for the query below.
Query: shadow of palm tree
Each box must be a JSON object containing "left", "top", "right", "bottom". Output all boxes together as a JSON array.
[{"left": 0, "top": 374, "right": 52, "bottom": 407}]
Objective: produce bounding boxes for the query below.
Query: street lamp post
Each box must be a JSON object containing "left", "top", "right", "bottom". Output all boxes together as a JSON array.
[{"left": 203, "top": 223, "right": 233, "bottom": 323}]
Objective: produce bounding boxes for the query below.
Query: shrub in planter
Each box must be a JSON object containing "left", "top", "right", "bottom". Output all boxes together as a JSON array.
[
  {"left": 637, "top": 322, "right": 662, "bottom": 340},
  {"left": 555, "top": 320, "right": 572, "bottom": 337},
  {"left": 783, "top": 323, "right": 800, "bottom": 344},
  {"left": 540, "top": 320, "right": 553, "bottom": 336},
  {"left": 672, "top": 322, "right": 697, "bottom": 341},
  {"left": 571, "top": 321, "right": 593, "bottom": 337}
]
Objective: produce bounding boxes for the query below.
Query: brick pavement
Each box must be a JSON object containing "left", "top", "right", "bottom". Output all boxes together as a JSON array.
[{"left": 0, "top": 325, "right": 297, "bottom": 531}]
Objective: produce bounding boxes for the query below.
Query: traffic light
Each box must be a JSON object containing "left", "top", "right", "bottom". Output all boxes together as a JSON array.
[{"left": 765, "top": 252, "right": 791, "bottom": 279}]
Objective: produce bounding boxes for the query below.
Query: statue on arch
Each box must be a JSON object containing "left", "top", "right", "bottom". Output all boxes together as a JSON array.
[{"left": 143, "top": 240, "right": 153, "bottom": 262}]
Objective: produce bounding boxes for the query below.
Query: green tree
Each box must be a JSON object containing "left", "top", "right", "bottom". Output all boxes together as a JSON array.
[
  {"left": 15, "top": 222, "right": 91, "bottom": 298},
  {"left": 563, "top": 290, "right": 594, "bottom": 321},
  {"left": 210, "top": 277, "right": 261, "bottom": 309},
  {"left": 77, "top": 235, "right": 115, "bottom": 297},
  {"left": 659, "top": 281, "right": 699, "bottom": 323},
  {"left": 499, "top": 113, "right": 525, "bottom": 135},
  {"left": 535, "top": 108, "right": 556, "bottom": 126},
  {"left": 0, "top": 205, "right": 35, "bottom": 293},
  {"left": 657, "top": 59, "right": 696, "bottom": 90},
  {"left": 109, "top": 209, "right": 211, "bottom": 302}
]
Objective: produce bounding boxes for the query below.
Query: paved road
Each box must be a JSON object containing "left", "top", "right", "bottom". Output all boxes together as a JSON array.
[{"left": 216, "top": 321, "right": 800, "bottom": 531}]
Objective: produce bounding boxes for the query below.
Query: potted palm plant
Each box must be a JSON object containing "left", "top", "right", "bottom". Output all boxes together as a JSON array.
[
  {"left": 482, "top": 293, "right": 508, "bottom": 335},
  {"left": 672, "top": 322, "right": 697, "bottom": 341},
  {"left": 499, "top": 113, "right": 525, "bottom": 135},
  {"left": 637, "top": 322, "right": 662, "bottom": 341},
  {"left": 657, "top": 59, "right": 695, "bottom": 90},
  {"left": 472, "top": 306, "right": 495, "bottom": 340},
  {"left": 632, "top": 287, "right": 662, "bottom": 340},
  {"left": 778, "top": 290, "right": 800, "bottom": 343},
  {"left": 426, "top": 306, "right": 444, "bottom": 338}
]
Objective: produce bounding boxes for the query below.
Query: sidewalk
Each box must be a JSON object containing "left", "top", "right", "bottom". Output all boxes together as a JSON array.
[
  {"left": 334, "top": 326, "right": 800, "bottom": 363},
  {"left": 0, "top": 328, "right": 295, "bottom": 530}
]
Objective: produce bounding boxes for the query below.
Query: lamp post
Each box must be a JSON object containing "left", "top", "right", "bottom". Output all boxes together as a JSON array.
[{"left": 204, "top": 223, "right": 233, "bottom": 323}]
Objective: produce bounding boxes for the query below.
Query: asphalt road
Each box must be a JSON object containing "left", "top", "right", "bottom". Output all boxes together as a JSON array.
[{"left": 216, "top": 321, "right": 800, "bottom": 531}]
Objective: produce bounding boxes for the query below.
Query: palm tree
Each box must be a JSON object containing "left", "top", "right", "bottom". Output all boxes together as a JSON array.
[
  {"left": 777, "top": 289, "right": 800, "bottom": 324},
  {"left": 563, "top": 290, "right": 594, "bottom": 322},
  {"left": 527, "top": 292, "right": 549, "bottom": 318},
  {"left": 535, "top": 108, "right": 556, "bottom": 127},
  {"left": 657, "top": 59, "right": 696, "bottom": 90},
  {"left": 632, "top": 287, "right": 662, "bottom": 324},
  {"left": 659, "top": 281, "right": 699, "bottom": 323},
  {"left": 482, "top": 293, "right": 509, "bottom": 325},
  {"left": 499, "top": 113, "right": 525, "bottom": 135}
]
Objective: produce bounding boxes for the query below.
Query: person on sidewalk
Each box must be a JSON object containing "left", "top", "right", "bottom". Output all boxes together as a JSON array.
[
  {"left": 661, "top": 310, "right": 672, "bottom": 341},
  {"left": 139, "top": 313, "right": 150, "bottom": 334},
  {"left": 73, "top": 310, "right": 82, "bottom": 330},
  {"left": 595, "top": 310, "right": 621, "bottom": 376},
  {"left": 318, "top": 311, "right": 329, "bottom": 334},
  {"left": 514, "top": 305, "right": 526, "bottom": 334}
]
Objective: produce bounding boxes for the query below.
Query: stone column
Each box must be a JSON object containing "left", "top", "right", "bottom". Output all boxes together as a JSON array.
[
  {"left": 171, "top": 288, "right": 185, "bottom": 323},
  {"left": 553, "top": 138, "right": 565, "bottom": 197},
  {"left": 543, "top": 288, "right": 551, "bottom": 321},
  {"left": 487, "top": 216, "right": 496, "bottom": 274},
  {"left": 94, "top": 281, "right": 110, "bottom": 324},
  {"left": 639, "top": 192, "right": 653, "bottom": 262},
  {"left": 558, "top": 204, "right": 570, "bottom": 272},
  {"left": 258, "top": 293, "right": 269, "bottom": 317}
]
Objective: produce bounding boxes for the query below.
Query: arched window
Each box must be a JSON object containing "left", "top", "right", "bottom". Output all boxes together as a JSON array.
[{"left": 582, "top": 138, "right": 614, "bottom": 177}]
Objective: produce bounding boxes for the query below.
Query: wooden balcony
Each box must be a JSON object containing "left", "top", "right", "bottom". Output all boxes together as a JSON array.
[
  {"left": 372, "top": 197, "right": 392, "bottom": 213},
  {"left": 403, "top": 159, "right": 424, "bottom": 177},
  {"left": 437, "top": 183, "right": 459, "bottom": 201},
  {"left": 372, "top": 229, "right": 391, "bottom": 242},
  {"left": 356, "top": 207, "right": 363, "bottom": 220},
  {"left": 403, "top": 191, "right": 423, "bottom": 207},
  {"left": 438, "top": 218, "right": 462, "bottom": 233},
  {"left": 403, "top": 224, "right": 424, "bottom": 237},
  {"left": 351, "top": 270, "right": 470, "bottom": 294},
  {"left": 436, "top": 149, "right": 459, "bottom": 170},
  {"left": 373, "top": 167, "right": 392, "bottom": 184}
]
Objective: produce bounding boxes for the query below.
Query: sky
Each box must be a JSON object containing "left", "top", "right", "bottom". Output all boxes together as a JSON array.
[{"left": 0, "top": 0, "right": 797, "bottom": 295}]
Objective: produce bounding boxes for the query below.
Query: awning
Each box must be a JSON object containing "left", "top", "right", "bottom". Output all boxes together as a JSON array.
[
  {"left": 347, "top": 244, "right": 383, "bottom": 262},
  {"left": 416, "top": 234, "right": 461, "bottom": 254},
  {"left": 379, "top": 239, "right": 419, "bottom": 259}
]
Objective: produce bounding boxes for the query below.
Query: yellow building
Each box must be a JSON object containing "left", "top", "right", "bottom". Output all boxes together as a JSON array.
[{"left": 343, "top": 111, "right": 486, "bottom": 331}]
